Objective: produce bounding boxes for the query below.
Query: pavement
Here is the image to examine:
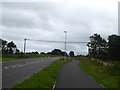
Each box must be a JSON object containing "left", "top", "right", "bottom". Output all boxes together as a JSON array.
[
  {"left": 2, "top": 57, "right": 59, "bottom": 88},
  {"left": 55, "top": 60, "right": 104, "bottom": 88}
]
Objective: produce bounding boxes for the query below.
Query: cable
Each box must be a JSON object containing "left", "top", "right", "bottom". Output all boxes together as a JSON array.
[{"left": 25, "top": 39, "right": 88, "bottom": 43}]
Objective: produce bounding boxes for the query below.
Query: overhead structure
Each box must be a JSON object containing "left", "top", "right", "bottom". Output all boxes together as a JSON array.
[{"left": 23, "top": 38, "right": 89, "bottom": 54}]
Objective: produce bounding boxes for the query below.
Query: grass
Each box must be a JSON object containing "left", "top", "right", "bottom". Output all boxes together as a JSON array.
[
  {"left": 78, "top": 57, "right": 119, "bottom": 89},
  {"left": 0, "top": 57, "right": 2, "bottom": 62},
  {"left": 2, "top": 54, "right": 57, "bottom": 62},
  {"left": 12, "top": 59, "right": 68, "bottom": 89},
  {"left": 2, "top": 57, "right": 22, "bottom": 62}
]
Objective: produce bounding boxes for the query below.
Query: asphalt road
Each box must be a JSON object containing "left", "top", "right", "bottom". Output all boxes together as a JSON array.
[
  {"left": 2, "top": 57, "right": 59, "bottom": 88},
  {"left": 55, "top": 60, "right": 104, "bottom": 88}
]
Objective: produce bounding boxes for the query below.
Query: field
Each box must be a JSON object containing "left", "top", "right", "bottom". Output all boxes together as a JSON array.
[{"left": 78, "top": 57, "right": 120, "bottom": 89}]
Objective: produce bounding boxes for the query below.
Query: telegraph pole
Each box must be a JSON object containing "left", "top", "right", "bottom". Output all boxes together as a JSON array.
[
  {"left": 64, "top": 31, "right": 67, "bottom": 61},
  {"left": 24, "top": 39, "right": 26, "bottom": 54}
]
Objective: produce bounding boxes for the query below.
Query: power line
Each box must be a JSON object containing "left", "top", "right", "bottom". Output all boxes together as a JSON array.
[
  {"left": 25, "top": 39, "right": 89, "bottom": 43},
  {"left": 23, "top": 38, "right": 89, "bottom": 54}
]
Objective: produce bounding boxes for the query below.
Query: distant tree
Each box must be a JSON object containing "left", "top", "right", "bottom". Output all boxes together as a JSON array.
[
  {"left": 35, "top": 51, "right": 39, "bottom": 54},
  {"left": 69, "top": 51, "right": 74, "bottom": 57},
  {"left": 7, "top": 41, "right": 17, "bottom": 54},
  {"left": 40, "top": 52, "right": 46, "bottom": 54},
  {"left": 61, "top": 51, "right": 67, "bottom": 56},
  {"left": 20, "top": 51, "right": 24, "bottom": 54},
  {"left": 51, "top": 49, "right": 62, "bottom": 55},
  {"left": 15, "top": 49, "right": 20, "bottom": 54},
  {"left": 1, "top": 39, "right": 21, "bottom": 54},
  {"left": 1, "top": 39, "right": 7, "bottom": 53},
  {"left": 31, "top": 51, "right": 39, "bottom": 54},
  {"left": 47, "top": 52, "right": 52, "bottom": 55},
  {"left": 87, "top": 34, "right": 107, "bottom": 57},
  {"left": 108, "top": 35, "right": 120, "bottom": 60}
]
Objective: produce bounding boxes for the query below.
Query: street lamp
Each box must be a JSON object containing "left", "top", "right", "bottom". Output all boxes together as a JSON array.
[
  {"left": 24, "top": 39, "right": 27, "bottom": 54},
  {"left": 64, "top": 31, "right": 67, "bottom": 61}
]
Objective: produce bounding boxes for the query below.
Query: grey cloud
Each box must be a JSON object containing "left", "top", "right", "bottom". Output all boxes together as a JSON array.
[
  {"left": 1, "top": 1, "right": 117, "bottom": 55},
  {"left": 2, "top": 2, "right": 60, "bottom": 31}
]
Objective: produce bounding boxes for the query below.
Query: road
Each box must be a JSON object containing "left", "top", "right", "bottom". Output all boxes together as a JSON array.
[
  {"left": 55, "top": 60, "right": 103, "bottom": 88},
  {"left": 2, "top": 57, "right": 59, "bottom": 88}
]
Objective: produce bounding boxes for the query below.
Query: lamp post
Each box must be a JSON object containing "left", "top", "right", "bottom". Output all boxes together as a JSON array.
[
  {"left": 24, "top": 39, "right": 26, "bottom": 54},
  {"left": 64, "top": 31, "right": 67, "bottom": 61}
]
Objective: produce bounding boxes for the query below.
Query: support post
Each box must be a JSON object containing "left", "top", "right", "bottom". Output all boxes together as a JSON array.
[
  {"left": 24, "top": 39, "right": 26, "bottom": 54},
  {"left": 64, "top": 31, "right": 67, "bottom": 61}
]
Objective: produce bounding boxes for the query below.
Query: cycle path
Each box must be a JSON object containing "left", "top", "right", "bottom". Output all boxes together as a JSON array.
[{"left": 55, "top": 60, "right": 104, "bottom": 88}]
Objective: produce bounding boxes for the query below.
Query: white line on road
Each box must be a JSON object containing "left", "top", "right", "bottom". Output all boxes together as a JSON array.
[
  {"left": 4, "top": 67, "right": 8, "bottom": 69},
  {"left": 3, "top": 59, "right": 55, "bottom": 70}
]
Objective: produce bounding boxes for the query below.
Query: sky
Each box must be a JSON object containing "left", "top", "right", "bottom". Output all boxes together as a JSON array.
[{"left": 1, "top": 0, "right": 119, "bottom": 55}]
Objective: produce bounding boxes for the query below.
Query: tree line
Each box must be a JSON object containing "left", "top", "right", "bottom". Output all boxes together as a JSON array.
[
  {"left": 0, "top": 38, "right": 75, "bottom": 57},
  {"left": 1, "top": 38, "right": 21, "bottom": 54},
  {"left": 1, "top": 33, "right": 120, "bottom": 60},
  {"left": 87, "top": 34, "right": 120, "bottom": 60},
  {"left": 27, "top": 49, "right": 75, "bottom": 57}
]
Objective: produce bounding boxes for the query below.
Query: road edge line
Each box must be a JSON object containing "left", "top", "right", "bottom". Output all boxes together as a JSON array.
[{"left": 52, "top": 81, "right": 56, "bottom": 90}]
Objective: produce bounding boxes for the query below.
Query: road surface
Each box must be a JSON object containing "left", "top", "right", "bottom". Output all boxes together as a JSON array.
[
  {"left": 2, "top": 57, "right": 59, "bottom": 88},
  {"left": 55, "top": 60, "right": 104, "bottom": 88}
]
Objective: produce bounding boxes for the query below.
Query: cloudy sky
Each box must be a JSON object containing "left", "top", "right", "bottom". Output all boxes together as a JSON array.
[{"left": 1, "top": 0, "right": 119, "bottom": 55}]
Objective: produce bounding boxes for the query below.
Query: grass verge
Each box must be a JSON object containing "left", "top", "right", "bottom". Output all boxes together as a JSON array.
[
  {"left": 2, "top": 57, "right": 22, "bottom": 62},
  {"left": 12, "top": 59, "right": 68, "bottom": 89},
  {"left": 2, "top": 54, "right": 57, "bottom": 62},
  {"left": 78, "top": 57, "right": 119, "bottom": 89}
]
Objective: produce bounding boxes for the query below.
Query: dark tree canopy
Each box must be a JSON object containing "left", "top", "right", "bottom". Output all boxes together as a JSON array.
[
  {"left": 87, "top": 33, "right": 107, "bottom": 57},
  {"left": 51, "top": 49, "right": 62, "bottom": 55},
  {"left": 108, "top": 35, "right": 120, "bottom": 60},
  {"left": 40, "top": 52, "right": 46, "bottom": 54},
  {"left": 69, "top": 51, "right": 74, "bottom": 57},
  {"left": 7, "top": 41, "right": 17, "bottom": 54},
  {"left": 1, "top": 38, "right": 20, "bottom": 54},
  {"left": 87, "top": 34, "right": 120, "bottom": 60}
]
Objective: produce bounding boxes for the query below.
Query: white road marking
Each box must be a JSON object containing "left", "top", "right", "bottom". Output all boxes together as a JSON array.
[
  {"left": 4, "top": 67, "right": 8, "bottom": 69},
  {"left": 3, "top": 59, "right": 55, "bottom": 70},
  {"left": 52, "top": 81, "right": 56, "bottom": 90},
  {"left": 19, "top": 65, "right": 23, "bottom": 67}
]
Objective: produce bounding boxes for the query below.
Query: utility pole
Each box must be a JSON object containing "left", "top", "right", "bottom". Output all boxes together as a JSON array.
[
  {"left": 24, "top": 39, "right": 26, "bottom": 54},
  {"left": 64, "top": 31, "right": 67, "bottom": 61}
]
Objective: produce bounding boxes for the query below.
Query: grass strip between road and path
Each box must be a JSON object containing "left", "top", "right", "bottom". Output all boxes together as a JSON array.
[
  {"left": 12, "top": 59, "right": 69, "bottom": 89},
  {"left": 2, "top": 54, "right": 57, "bottom": 62},
  {"left": 79, "top": 57, "right": 119, "bottom": 89}
]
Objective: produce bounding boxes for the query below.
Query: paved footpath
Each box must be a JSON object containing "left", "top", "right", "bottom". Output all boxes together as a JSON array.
[{"left": 55, "top": 60, "right": 104, "bottom": 88}]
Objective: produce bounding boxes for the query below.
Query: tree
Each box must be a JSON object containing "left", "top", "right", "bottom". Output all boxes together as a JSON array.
[
  {"left": 15, "top": 49, "right": 20, "bottom": 54},
  {"left": 1, "top": 39, "right": 7, "bottom": 53},
  {"left": 7, "top": 41, "right": 17, "bottom": 54},
  {"left": 108, "top": 35, "right": 120, "bottom": 60},
  {"left": 61, "top": 51, "right": 67, "bottom": 56},
  {"left": 31, "top": 51, "right": 39, "bottom": 54},
  {"left": 47, "top": 52, "right": 52, "bottom": 55},
  {"left": 34, "top": 51, "right": 39, "bottom": 54},
  {"left": 87, "top": 34, "right": 107, "bottom": 57},
  {"left": 40, "top": 52, "right": 46, "bottom": 54},
  {"left": 51, "top": 49, "right": 62, "bottom": 55},
  {"left": 69, "top": 51, "right": 74, "bottom": 57}
]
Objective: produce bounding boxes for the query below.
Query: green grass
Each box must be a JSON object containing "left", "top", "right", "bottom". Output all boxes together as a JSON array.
[
  {"left": 2, "top": 54, "right": 57, "bottom": 62},
  {"left": 2, "top": 57, "right": 22, "bottom": 62},
  {"left": 13, "top": 59, "right": 68, "bottom": 89},
  {"left": 78, "top": 57, "right": 119, "bottom": 89},
  {"left": 0, "top": 57, "right": 2, "bottom": 62}
]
